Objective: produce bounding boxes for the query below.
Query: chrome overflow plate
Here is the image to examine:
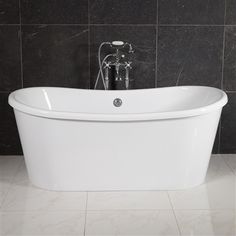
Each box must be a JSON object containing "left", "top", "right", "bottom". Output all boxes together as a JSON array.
[{"left": 113, "top": 98, "right": 122, "bottom": 107}]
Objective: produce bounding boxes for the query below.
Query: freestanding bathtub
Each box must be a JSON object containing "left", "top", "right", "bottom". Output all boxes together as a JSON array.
[{"left": 9, "top": 86, "right": 227, "bottom": 191}]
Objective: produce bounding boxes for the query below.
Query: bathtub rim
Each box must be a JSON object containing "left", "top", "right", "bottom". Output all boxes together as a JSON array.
[{"left": 8, "top": 86, "right": 228, "bottom": 122}]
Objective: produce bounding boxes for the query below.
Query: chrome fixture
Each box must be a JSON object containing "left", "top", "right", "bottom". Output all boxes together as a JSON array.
[
  {"left": 94, "top": 41, "right": 134, "bottom": 90},
  {"left": 113, "top": 98, "right": 123, "bottom": 107}
]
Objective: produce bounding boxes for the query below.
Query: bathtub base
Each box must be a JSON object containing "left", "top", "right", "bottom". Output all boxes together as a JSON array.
[{"left": 15, "top": 110, "right": 221, "bottom": 191}]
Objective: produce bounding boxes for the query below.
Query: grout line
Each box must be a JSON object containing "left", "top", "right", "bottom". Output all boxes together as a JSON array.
[
  {"left": 18, "top": 0, "right": 23, "bottom": 88},
  {"left": 89, "top": 23, "right": 156, "bottom": 27},
  {"left": 167, "top": 192, "right": 182, "bottom": 236},
  {"left": 218, "top": 0, "right": 227, "bottom": 153},
  {"left": 82, "top": 24, "right": 236, "bottom": 27},
  {"left": 1, "top": 208, "right": 236, "bottom": 213},
  {"left": 224, "top": 24, "right": 236, "bottom": 27},
  {"left": 19, "top": 23, "right": 155, "bottom": 27},
  {"left": 2, "top": 23, "right": 236, "bottom": 27},
  {"left": 159, "top": 24, "right": 225, "bottom": 27},
  {"left": 221, "top": 0, "right": 227, "bottom": 90},
  {"left": 217, "top": 119, "right": 222, "bottom": 153},
  {"left": 0, "top": 24, "right": 21, "bottom": 26},
  {"left": 84, "top": 208, "right": 174, "bottom": 212},
  {"left": 88, "top": 0, "right": 91, "bottom": 89},
  {"left": 0, "top": 158, "right": 23, "bottom": 210},
  {"left": 83, "top": 192, "right": 89, "bottom": 236},
  {"left": 166, "top": 191, "right": 174, "bottom": 211},
  {"left": 221, "top": 155, "right": 236, "bottom": 176},
  {"left": 20, "top": 23, "right": 89, "bottom": 26},
  {"left": 155, "top": 0, "right": 158, "bottom": 88}
]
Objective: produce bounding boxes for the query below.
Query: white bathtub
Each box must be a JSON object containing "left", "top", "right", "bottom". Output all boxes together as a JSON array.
[{"left": 9, "top": 86, "right": 227, "bottom": 191}]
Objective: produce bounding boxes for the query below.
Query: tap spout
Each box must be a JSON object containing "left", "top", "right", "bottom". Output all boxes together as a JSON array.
[{"left": 115, "top": 63, "right": 121, "bottom": 81}]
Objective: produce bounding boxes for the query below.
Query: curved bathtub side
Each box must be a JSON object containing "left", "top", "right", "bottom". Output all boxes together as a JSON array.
[{"left": 13, "top": 107, "right": 222, "bottom": 191}]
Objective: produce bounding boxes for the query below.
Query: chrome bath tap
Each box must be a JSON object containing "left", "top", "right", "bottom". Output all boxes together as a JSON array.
[{"left": 94, "top": 41, "right": 134, "bottom": 90}]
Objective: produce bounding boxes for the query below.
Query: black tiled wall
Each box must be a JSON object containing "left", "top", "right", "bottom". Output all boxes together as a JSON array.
[{"left": 0, "top": 0, "right": 235, "bottom": 154}]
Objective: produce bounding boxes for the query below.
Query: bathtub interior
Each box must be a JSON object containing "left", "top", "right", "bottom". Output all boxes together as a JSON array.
[{"left": 12, "top": 86, "right": 225, "bottom": 114}]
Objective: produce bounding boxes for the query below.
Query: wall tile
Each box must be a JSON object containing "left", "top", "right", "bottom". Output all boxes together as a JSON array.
[
  {"left": 221, "top": 93, "right": 236, "bottom": 153},
  {"left": 21, "top": 0, "right": 88, "bottom": 24},
  {"left": 0, "top": 0, "right": 19, "bottom": 24},
  {"left": 157, "top": 26, "right": 223, "bottom": 88},
  {"left": 90, "top": 26, "right": 156, "bottom": 89},
  {"left": 0, "top": 26, "right": 21, "bottom": 92},
  {"left": 225, "top": 0, "right": 236, "bottom": 25},
  {"left": 223, "top": 26, "right": 236, "bottom": 91},
  {"left": 0, "top": 1, "right": 234, "bottom": 155},
  {"left": 0, "top": 93, "right": 22, "bottom": 154},
  {"left": 158, "top": 0, "right": 225, "bottom": 25},
  {"left": 90, "top": 0, "right": 157, "bottom": 25},
  {"left": 22, "top": 25, "right": 89, "bottom": 89}
]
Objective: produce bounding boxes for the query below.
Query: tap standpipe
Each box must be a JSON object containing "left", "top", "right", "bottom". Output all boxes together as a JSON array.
[
  {"left": 125, "top": 62, "right": 132, "bottom": 89},
  {"left": 104, "top": 62, "right": 111, "bottom": 90}
]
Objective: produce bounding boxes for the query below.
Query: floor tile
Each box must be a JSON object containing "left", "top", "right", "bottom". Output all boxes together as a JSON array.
[
  {"left": 87, "top": 191, "right": 172, "bottom": 210},
  {"left": 2, "top": 163, "right": 87, "bottom": 212},
  {"left": 11, "top": 161, "right": 34, "bottom": 186},
  {"left": 0, "top": 156, "right": 23, "bottom": 209},
  {"left": 0, "top": 211, "right": 85, "bottom": 235},
  {"left": 175, "top": 210, "right": 236, "bottom": 236},
  {"left": 85, "top": 210, "right": 180, "bottom": 236},
  {"left": 222, "top": 154, "right": 236, "bottom": 175},
  {"left": 0, "top": 156, "right": 23, "bottom": 181},
  {"left": 2, "top": 186, "right": 87, "bottom": 212},
  {"left": 1, "top": 155, "right": 236, "bottom": 236},
  {"left": 168, "top": 156, "right": 236, "bottom": 210},
  {"left": 0, "top": 181, "right": 11, "bottom": 210},
  {"left": 206, "top": 155, "right": 234, "bottom": 181}
]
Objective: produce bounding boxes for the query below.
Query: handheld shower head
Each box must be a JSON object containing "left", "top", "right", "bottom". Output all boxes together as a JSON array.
[
  {"left": 111, "top": 41, "right": 134, "bottom": 53},
  {"left": 111, "top": 41, "right": 125, "bottom": 49}
]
